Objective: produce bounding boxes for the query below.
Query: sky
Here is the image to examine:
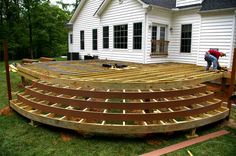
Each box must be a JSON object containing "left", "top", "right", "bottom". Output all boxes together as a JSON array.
[
  {"left": 51, "top": 0, "right": 76, "bottom": 5},
  {"left": 50, "top": 0, "right": 76, "bottom": 11}
]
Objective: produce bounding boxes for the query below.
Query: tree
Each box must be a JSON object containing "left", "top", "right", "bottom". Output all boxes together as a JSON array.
[{"left": 0, "top": 0, "right": 70, "bottom": 60}]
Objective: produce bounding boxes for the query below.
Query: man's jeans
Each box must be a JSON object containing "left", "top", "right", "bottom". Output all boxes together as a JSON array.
[{"left": 205, "top": 53, "right": 218, "bottom": 70}]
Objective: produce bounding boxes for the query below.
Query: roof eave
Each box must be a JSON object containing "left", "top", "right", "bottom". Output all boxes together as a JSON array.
[
  {"left": 172, "top": 5, "right": 202, "bottom": 11},
  {"left": 199, "top": 7, "right": 236, "bottom": 14}
]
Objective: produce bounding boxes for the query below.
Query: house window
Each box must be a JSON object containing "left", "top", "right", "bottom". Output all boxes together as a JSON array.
[
  {"left": 114, "top": 24, "right": 128, "bottom": 49},
  {"left": 181, "top": 24, "right": 192, "bottom": 53},
  {"left": 133, "top": 22, "right": 142, "bottom": 49},
  {"left": 93, "top": 29, "right": 97, "bottom": 50},
  {"left": 80, "top": 30, "right": 84, "bottom": 50},
  {"left": 103, "top": 26, "right": 109, "bottom": 49},
  {"left": 151, "top": 26, "right": 157, "bottom": 53},
  {"left": 70, "top": 34, "right": 73, "bottom": 44}
]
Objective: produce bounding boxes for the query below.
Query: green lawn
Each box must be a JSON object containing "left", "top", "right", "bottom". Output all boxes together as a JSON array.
[{"left": 0, "top": 60, "right": 236, "bottom": 156}]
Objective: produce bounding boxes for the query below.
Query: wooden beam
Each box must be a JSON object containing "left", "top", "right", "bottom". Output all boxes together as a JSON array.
[
  {"left": 3, "top": 40, "right": 12, "bottom": 103},
  {"left": 141, "top": 130, "right": 229, "bottom": 156}
]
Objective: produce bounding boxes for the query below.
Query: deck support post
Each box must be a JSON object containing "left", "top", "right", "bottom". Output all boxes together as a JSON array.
[
  {"left": 186, "top": 128, "right": 199, "bottom": 139},
  {"left": 29, "top": 120, "right": 37, "bottom": 127},
  {"left": 21, "top": 76, "right": 26, "bottom": 86},
  {"left": 3, "top": 40, "right": 12, "bottom": 104},
  {"left": 227, "top": 48, "right": 236, "bottom": 119},
  {"left": 221, "top": 78, "right": 227, "bottom": 92}
]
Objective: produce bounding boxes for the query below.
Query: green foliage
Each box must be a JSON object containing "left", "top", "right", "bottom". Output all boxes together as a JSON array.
[{"left": 0, "top": 0, "right": 70, "bottom": 60}]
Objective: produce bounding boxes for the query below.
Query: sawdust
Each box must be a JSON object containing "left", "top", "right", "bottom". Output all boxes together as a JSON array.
[
  {"left": 0, "top": 106, "right": 13, "bottom": 116},
  {"left": 60, "top": 132, "right": 73, "bottom": 142}
]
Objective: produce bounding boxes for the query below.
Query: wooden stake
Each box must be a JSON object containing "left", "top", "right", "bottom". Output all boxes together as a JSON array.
[
  {"left": 227, "top": 48, "right": 236, "bottom": 118},
  {"left": 3, "top": 41, "right": 12, "bottom": 103}
]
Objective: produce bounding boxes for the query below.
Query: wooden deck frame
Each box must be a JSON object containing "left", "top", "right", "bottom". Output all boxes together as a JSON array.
[
  {"left": 10, "top": 80, "right": 229, "bottom": 134},
  {"left": 10, "top": 61, "right": 230, "bottom": 134}
]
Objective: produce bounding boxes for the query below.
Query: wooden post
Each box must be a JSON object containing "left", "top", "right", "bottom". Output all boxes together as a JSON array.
[
  {"left": 227, "top": 48, "right": 236, "bottom": 118},
  {"left": 3, "top": 41, "right": 12, "bottom": 103}
]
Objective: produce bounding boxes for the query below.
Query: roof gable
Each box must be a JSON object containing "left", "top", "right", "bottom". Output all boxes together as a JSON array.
[
  {"left": 69, "top": 0, "right": 87, "bottom": 24},
  {"left": 94, "top": 0, "right": 149, "bottom": 17},
  {"left": 69, "top": 0, "right": 236, "bottom": 24}
]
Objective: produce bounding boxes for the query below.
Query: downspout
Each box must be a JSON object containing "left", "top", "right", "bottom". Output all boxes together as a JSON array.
[
  {"left": 144, "top": 11, "right": 147, "bottom": 64},
  {"left": 230, "top": 10, "right": 236, "bottom": 68},
  {"left": 143, "top": 6, "right": 151, "bottom": 64}
]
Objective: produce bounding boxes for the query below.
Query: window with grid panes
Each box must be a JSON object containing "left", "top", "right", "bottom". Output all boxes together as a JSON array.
[
  {"left": 80, "top": 31, "right": 84, "bottom": 50},
  {"left": 181, "top": 24, "right": 192, "bottom": 53},
  {"left": 133, "top": 22, "right": 142, "bottom": 49},
  {"left": 93, "top": 29, "right": 97, "bottom": 50},
  {"left": 103, "top": 26, "right": 109, "bottom": 49},
  {"left": 114, "top": 24, "right": 128, "bottom": 49}
]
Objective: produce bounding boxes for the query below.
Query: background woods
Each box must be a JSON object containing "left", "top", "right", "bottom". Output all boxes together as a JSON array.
[{"left": 0, "top": 0, "right": 77, "bottom": 60}]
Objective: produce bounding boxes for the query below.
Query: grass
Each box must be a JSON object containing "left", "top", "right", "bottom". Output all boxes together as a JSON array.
[{"left": 0, "top": 60, "right": 236, "bottom": 156}]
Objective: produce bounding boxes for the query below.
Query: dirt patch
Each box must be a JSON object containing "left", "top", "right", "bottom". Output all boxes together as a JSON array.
[
  {"left": 0, "top": 106, "right": 13, "bottom": 116},
  {"left": 60, "top": 132, "right": 73, "bottom": 142}
]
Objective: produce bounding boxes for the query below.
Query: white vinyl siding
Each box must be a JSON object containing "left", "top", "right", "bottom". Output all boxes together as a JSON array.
[
  {"left": 176, "top": 0, "right": 203, "bottom": 7},
  {"left": 168, "top": 9, "right": 201, "bottom": 64},
  {"left": 72, "top": 0, "right": 103, "bottom": 58},
  {"left": 99, "top": 0, "right": 146, "bottom": 63},
  {"left": 69, "top": 0, "right": 236, "bottom": 66},
  {"left": 230, "top": 13, "right": 236, "bottom": 67},
  {"left": 198, "top": 11, "right": 235, "bottom": 67}
]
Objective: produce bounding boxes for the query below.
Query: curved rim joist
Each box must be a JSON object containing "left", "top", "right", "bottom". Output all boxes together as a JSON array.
[{"left": 10, "top": 100, "right": 229, "bottom": 134}]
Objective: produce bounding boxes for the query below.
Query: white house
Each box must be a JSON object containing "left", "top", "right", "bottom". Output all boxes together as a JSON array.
[{"left": 67, "top": 0, "right": 236, "bottom": 67}]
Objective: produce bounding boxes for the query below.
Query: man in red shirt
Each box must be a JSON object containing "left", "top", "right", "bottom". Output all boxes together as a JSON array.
[{"left": 204, "top": 49, "right": 226, "bottom": 71}]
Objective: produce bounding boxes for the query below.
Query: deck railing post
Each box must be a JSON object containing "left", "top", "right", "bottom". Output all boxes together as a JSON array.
[
  {"left": 227, "top": 48, "right": 236, "bottom": 118},
  {"left": 3, "top": 40, "right": 12, "bottom": 104}
]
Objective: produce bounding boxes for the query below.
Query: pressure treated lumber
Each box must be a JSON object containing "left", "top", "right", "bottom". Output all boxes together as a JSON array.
[
  {"left": 10, "top": 79, "right": 229, "bottom": 134},
  {"left": 16, "top": 61, "right": 224, "bottom": 90}
]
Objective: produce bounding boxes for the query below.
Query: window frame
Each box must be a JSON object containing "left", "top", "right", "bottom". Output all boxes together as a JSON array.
[
  {"left": 180, "top": 24, "right": 192, "bottom": 53},
  {"left": 133, "top": 22, "right": 142, "bottom": 50},
  {"left": 113, "top": 24, "right": 128, "bottom": 49},
  {"left": 103, "top": 26, "right": 109, "bottom": 49},
  {"left": 80, "top": 30, "right": 85, "bottom": 50}
]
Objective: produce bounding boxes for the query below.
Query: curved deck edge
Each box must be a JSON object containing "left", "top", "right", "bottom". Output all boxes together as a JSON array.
[{"left": 10, "top": 101, "right": 229, "bottom": 134}]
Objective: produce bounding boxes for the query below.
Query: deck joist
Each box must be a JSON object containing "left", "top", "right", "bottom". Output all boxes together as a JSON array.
[{"left": 16, "top": 61, "right": 224, "bottom": 90}]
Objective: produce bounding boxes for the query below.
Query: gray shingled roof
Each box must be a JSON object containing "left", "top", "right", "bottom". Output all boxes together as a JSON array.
[
  {"left": 200, "top": 0, "right": 236, "bottom": 11},
  {"left": 142, "top": 0, "right": 236, "bottom": 11},
  {"left": 141, "top": 0, "right": 176, "bottom": 9}
]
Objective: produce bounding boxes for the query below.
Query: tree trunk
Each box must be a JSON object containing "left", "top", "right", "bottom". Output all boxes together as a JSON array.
[
  {"left": 29, "top": 13, "right": 33, "bottom": 59},
  {"left": 26, "top": 0, "right": 33, "bottom": 59}
]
